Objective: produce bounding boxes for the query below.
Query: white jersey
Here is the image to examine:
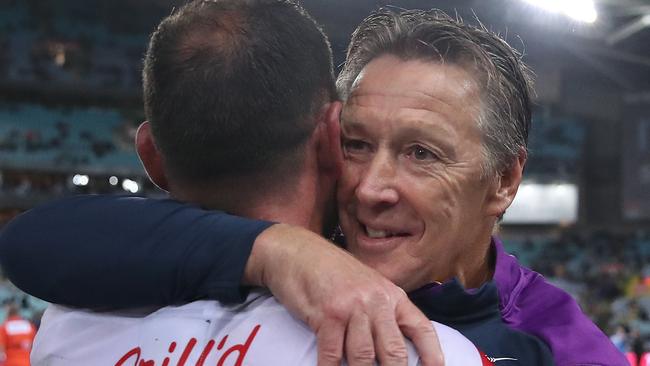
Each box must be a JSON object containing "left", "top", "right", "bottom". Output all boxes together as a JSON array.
[{"left": 31, "top": 290, "right": 486, "bottom": 366}]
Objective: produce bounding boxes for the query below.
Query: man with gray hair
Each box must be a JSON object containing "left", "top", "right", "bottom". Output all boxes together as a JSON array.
[
  {"left": 332, "top": 9, "right": 621, "bottom": 365},
  {"left": 1, "top": 6, "right": 625, "bottom": 366}
]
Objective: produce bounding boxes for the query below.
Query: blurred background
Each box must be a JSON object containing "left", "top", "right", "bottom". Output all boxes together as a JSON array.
[{"left": 0, "top": 0, "right": 649, "bottom": 362}]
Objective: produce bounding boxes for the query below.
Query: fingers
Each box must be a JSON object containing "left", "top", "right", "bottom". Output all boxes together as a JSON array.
[
  {"left": 317, "top": 319, "right": 346, "bottom": 366},
  {"left": 396, "top": 299, "right": 444, "bottom": 366},
  {"left": 256, "top": 227, "right": 437, "bottom": 366},
  {"left": 345, "top": 312, "right": 375, "bottom": 366},
  {"left": 372, "top": 300, "right": 409, "bottom": 366}
]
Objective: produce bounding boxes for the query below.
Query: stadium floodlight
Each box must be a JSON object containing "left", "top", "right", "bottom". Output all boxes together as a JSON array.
[
  {"left": 72, "top": 174, "right": 89, "bottom": 186},
  {"left": 122, "top": 178, "right": 140, "bottom": 194},
  {"left": 522, "top": 0, "right": 598, "bottom": 23},
  {"left": 503, "top": 182, "right": 578, "bottom": 224}
]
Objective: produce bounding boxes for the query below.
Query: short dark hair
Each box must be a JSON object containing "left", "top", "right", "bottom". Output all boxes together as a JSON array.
[
  {"left": 337, "top": 9, "right": 534, "bottom": 176},
  {"left": 143, "top": 0, "right": 336, "bottom": 185}
]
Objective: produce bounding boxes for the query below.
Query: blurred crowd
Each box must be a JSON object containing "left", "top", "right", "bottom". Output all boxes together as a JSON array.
[
  {"left": 0, "top": 277, "right": 41, "bottom": 366},
  {"left": 0, "top": 170, "right": 67, "bottom": 197},
  {"left": 0, "top": 278, "right": 44, "bottom": 329},
  {"left": 0, "top": 170, "right": 161, "bottom": 226},
  {"left": 0, "top": 104, "right": 141, "bottom": 173},
  {"left": 0, "top": 0, "right": 156, "bottom": 90},
  {"left": 0, "top": 120, "right": 116, "bottom": 159}
]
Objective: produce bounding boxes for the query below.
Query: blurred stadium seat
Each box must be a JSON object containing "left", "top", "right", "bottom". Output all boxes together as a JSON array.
[{"left": 0, "top": 103, "right": 140, "bottom": 173}]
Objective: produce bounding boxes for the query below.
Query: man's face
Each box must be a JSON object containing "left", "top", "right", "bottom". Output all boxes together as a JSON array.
[{"left": 337, "top": 55, "right": 499, "bottom": 290}]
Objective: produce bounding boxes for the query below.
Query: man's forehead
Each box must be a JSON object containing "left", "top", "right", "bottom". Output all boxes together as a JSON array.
[
  {"left": 344, "top": 90, "right": 457, "bottom": 115},
  {"left": 342, "top": 70, "right": 481, "bottom": 128},
  {"left": 346, "top": 55, "right": 481, "bottom": 107}
]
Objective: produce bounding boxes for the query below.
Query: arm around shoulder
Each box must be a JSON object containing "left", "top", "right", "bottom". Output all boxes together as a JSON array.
[{"left": 0, "top": 194, "right": 273, "bottom": 308}]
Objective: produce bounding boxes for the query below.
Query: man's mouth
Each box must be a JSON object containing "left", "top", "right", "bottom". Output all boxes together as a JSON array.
[{"left": 363, "top": 225, "right": 410, "bottom": 239}]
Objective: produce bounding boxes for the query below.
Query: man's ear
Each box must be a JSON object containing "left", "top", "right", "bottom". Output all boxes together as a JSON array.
[
  {"left": 484, "top": 148, "right": 527, "bottom": 217},
  {"left": 135, "top": 122, "right": 169, "bottom": 191},
  {"left": 315, "top": 101, "right": 343, "bottom": 179}
]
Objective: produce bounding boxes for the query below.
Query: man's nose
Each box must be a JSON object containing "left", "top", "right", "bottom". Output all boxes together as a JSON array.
[{"left": 355, "top": 151, "right": 399, "bottom": 207}]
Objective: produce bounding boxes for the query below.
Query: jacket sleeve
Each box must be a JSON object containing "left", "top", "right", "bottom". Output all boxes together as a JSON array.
[{"left": 0, "top": 194, "right": 274, "bottom": 309}]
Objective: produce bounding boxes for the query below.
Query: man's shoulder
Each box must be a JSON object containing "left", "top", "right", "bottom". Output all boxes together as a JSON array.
[
  {"left": 495, "top": 250, "right": 627, "bottom": 366},
  {"left": 494, "top": 240, "right": 584, "bottom": 322},
  {"left": 32, "top": 295, "right": 487, "bottom": 365},
  {"left": 499, "top": 258, "right": 596, "bottom": 334},
  {"left": 35, "top": 290, "right": 293, "bottom": 328}
]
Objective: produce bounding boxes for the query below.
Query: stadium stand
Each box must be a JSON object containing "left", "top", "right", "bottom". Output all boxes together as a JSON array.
[
  {"left": 0, "top": 1, "right": 147, "bottom": 91},
  {"left": 526, "top": 114, "right": 586, "bottom": 180},
  {"left": 0, "top": 103, "right": 141, "bottom": 173}
]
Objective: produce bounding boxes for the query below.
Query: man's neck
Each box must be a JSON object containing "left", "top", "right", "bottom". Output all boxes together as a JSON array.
[
  {"left": 454, "top": 226, "right": 497, "bottom": 289},
  {"left": 228, "top": 193, "right": 319, "bottom": 232},
  {"left": 170, "top": 171, "right": 326, "bottom": 234}
]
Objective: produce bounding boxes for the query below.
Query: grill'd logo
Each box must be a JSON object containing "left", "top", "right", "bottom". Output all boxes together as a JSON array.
[{"left": 114, "top": 324, "right": 261, "bottom": 366}]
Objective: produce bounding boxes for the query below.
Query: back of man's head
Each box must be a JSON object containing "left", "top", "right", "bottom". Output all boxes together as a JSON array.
[{"left": 143, "top": 0, "right": 336, "bottom": 188}]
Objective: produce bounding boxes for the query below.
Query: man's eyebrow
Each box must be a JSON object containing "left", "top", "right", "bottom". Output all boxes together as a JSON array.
[
  {"left": 400, "top": 119, "right": 458, "bottom": 140},
  {"left": 340, "top": 119, "right": 368, "bottom": 134}
]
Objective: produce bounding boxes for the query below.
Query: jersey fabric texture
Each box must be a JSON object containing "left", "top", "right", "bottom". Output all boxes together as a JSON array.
[{"left": 31, "top": 290, "right": 486, "bottom": 366}]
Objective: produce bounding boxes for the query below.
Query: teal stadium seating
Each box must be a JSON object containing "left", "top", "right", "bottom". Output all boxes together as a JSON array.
[{"left": 0, "top": 104, "right": 141, "bottom": 174}]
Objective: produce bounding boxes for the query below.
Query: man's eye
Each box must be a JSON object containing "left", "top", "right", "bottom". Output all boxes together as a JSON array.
[
  {"left": 342, "top": 139, "right": 369, "bottom": 153},
  {"left": 407, "top": 145, "right": 437, "bottom": 161}
]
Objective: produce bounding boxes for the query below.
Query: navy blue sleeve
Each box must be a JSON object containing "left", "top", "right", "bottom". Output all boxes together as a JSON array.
[{"left": 0, "top": 194, "right": 274, "bottom": 308}]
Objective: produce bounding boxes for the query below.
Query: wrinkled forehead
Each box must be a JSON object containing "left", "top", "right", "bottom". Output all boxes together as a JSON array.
[
  {"left": 347, "top": 55, "right": 481, "bottom": 105},
  {"left": 341, "top": 56, "right": 483, "bottom": 127}
]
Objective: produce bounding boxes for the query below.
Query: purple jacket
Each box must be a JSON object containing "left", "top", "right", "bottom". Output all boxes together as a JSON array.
[{"left": 492, "top": 237, "right": 627, "bottom": 366}]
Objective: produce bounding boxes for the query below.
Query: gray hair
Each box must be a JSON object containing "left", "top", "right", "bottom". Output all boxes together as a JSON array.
[{"left": 336, "top": 9, "right": 534, "bottom": 176}]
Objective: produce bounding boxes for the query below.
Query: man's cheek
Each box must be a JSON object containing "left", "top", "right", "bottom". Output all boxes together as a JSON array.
[{"left": 336, "top": 172, "right": 358, "bottom": 203}]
